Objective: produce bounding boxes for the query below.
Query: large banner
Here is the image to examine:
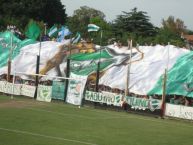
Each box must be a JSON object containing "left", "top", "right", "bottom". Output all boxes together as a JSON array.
[
  {"left": 165, "top": 103, "right": 193, "bottom": 120},
  {"left": 125, "top": 96, "right": 161, "bottom": 111},
  {"left": 85, "top": 91, "right": 161, "bottom": 111},
  {"left": 85, "top": 91, "right": 122, "bottom": 106},
  {"left": 37, "top": 85, "right": 52, "bottom": 102},
  {"left": 21, "top": 84, "right": 36, "bottom": 98},
  {"left": 66, "top": 73, "right": 88, "bottom": 105},
  {"left": 51, "top": 81, "right": 65, "bottom": 100}
]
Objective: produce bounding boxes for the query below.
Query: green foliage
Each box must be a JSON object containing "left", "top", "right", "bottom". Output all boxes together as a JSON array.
[
  {"left": 112, "top": 9, "right": 186, "bottom": 47},
  {"left": 67, "top": 6, "right": 114, "bottom": 45},
  {"left": 74, "top": 6, "right": 105, "bottom": 20},
  {"left": 0, "top": 1, "right": 189, "bottom": 47},
  {"left": 154, "top": 28, "right": 185, "bottom": 47},
  {"left": 186, "top": 29, "right": 193, "bottom": 35},
  {"left": 151, "top": 16, "right": 186, "bottom": 47},
  {"left": 113, "top": 7, "right": 157, "bottom": 45},
  {"left": 0, "top": 0, "right": 67, "bottom": 31},
  {"left": 67, "top": 15, "right": 88, "bottom": 38},
  {"left": 89, "top": 17, "right": 114, "bottom": 45},
  {"left": 67, "top": 6, "right": 106, "bottom": 37},
  {"left": 162, "top": 16, "right": 186, "bottom": 35}
]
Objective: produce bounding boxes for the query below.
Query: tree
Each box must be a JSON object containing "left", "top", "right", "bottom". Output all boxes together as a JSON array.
[
  {"left": 89, "top": 17, "right": 114, "bottom": 45},
  {"left": 155, "top": 28, "right": 185, "bottom": 47},
  {"left": 74, "top": 6, "right": 105, "bottom": 20},
  {"left": 152, "top": 16, "right": 186, "bottom": 47},
  {"left": 162, "top": 16, "right": 186, "bottom": 35},
  {"left": 67, "top": 6, "right": 106, "bottom": 39},
  {"left": 0, "top": 0, "right": 67, "bottom": 31},
  {"left": 113, "top": 7, "right": 157, "bottom": 45}
]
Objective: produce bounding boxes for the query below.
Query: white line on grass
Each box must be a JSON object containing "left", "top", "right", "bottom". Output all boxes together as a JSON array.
[{"left": 0, "top": 127, "right": 97, "bottom": 145}]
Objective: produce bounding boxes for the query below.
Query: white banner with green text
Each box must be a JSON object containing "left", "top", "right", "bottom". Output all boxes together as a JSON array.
[
  {"left": 0, "top": 81, "right": 21, "bottom": 95},
  {"left": 21, "top": 84, "right": 36, "bottom": 98},
  {"left": 124, "top": 96, "right": 161, "bottom": 111},
  {"left": 66, "top": 73, "right": 88, "bottom": 105},
  {"left": 165, "top": 103, "right": 193, "bottom": 120},
  {"left": 37, "top": 85, "right": 52, "bottom": 102},
  {"left": 85, "top": 91, "right": 122, "bottom": 106}
]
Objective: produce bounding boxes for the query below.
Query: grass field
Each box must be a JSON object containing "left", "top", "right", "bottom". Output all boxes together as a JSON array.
[{"left": 0, "top": 95, "right": 193, "bottom": 145}]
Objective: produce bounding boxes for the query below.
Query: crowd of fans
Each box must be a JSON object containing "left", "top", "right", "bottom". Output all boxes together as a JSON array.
[{"left": 86, "top": 82, "right": 193, "bottom": 107}]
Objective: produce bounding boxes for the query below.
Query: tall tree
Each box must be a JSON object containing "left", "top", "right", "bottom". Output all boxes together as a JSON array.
[
  {"left": 0, "top": 0, "right": 67, "bottom": 31},
  {"left": 113, "top": 7, "right": 157, "bottom": 44},
  {"left": 162, "top": 16, "right": 186, "bottom": 35}
]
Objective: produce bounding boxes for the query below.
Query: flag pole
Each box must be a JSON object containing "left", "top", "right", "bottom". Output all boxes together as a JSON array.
[
  {"left": 161, "top": 69, "right": 167, "bottom": 118},
  {"left": 95, "top": 30, "right": 103, "bottom": 92},
  {"left": 7, "top": 32, "right": 13, "bottom": 82},
  {"left": 64, "top": 34, "right": 72, "bottom": 102},
  {"left": 161, "top": 42, "right": 170, "bottom": 118},
  {"left": 34, "top": 35, "right": 41, "bottom": 99},
  {"left": 125, "top": 39, "right": 132, "bottom": 96}
]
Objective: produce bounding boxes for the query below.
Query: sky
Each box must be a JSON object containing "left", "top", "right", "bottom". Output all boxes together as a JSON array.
[{"left": 61, "top": 0, "right": 193, "bottom": 30}]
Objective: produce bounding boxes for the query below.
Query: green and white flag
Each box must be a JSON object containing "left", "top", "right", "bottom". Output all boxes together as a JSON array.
[
  {"left": 72, "top": 32, "right": 81, "bottom": 44},
  {"left": 48, "top": 25, "right": 58, "bottom": 37},
  {"left": 0, "top": 31, "right": 35, "bottom": 69},
  {"left": 88, "top": 24, "right": 100, "bottom": 32}
]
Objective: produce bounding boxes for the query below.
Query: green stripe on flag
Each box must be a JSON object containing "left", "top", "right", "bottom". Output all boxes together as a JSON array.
[
  {"left": 70, "top": 49, "right": 114, "bottom": 75},
  {"left": 70, "top": 49, "right": 112, "bottom": 61},
  {"left": 148, "top": 51, "right": 193, "bottom": 98},
  {"left": 88, "top": 24, "right": 100, "bottom": 32},
  {"left": 48, "top": 25, "right": 58, "bottom": 37}
]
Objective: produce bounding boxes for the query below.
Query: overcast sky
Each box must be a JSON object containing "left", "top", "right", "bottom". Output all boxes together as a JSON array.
[{"left": 61, "top": 0, "right": 193, "bottom": 30}]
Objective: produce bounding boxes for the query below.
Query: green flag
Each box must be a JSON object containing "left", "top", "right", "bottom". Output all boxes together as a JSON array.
[
  {"left": 48, "top": 25, "right": 58, "bottom": 38},
  {"left": 0, "top": 31, "right": 36, "bottom": 68},
  {"left": 25, "top": 21, "right": 41, "bottom": 40}
]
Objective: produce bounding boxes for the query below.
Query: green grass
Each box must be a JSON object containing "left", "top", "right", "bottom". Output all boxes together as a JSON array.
[{"left": 0, "top": 95, "right": 193, "bottom": 145}]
